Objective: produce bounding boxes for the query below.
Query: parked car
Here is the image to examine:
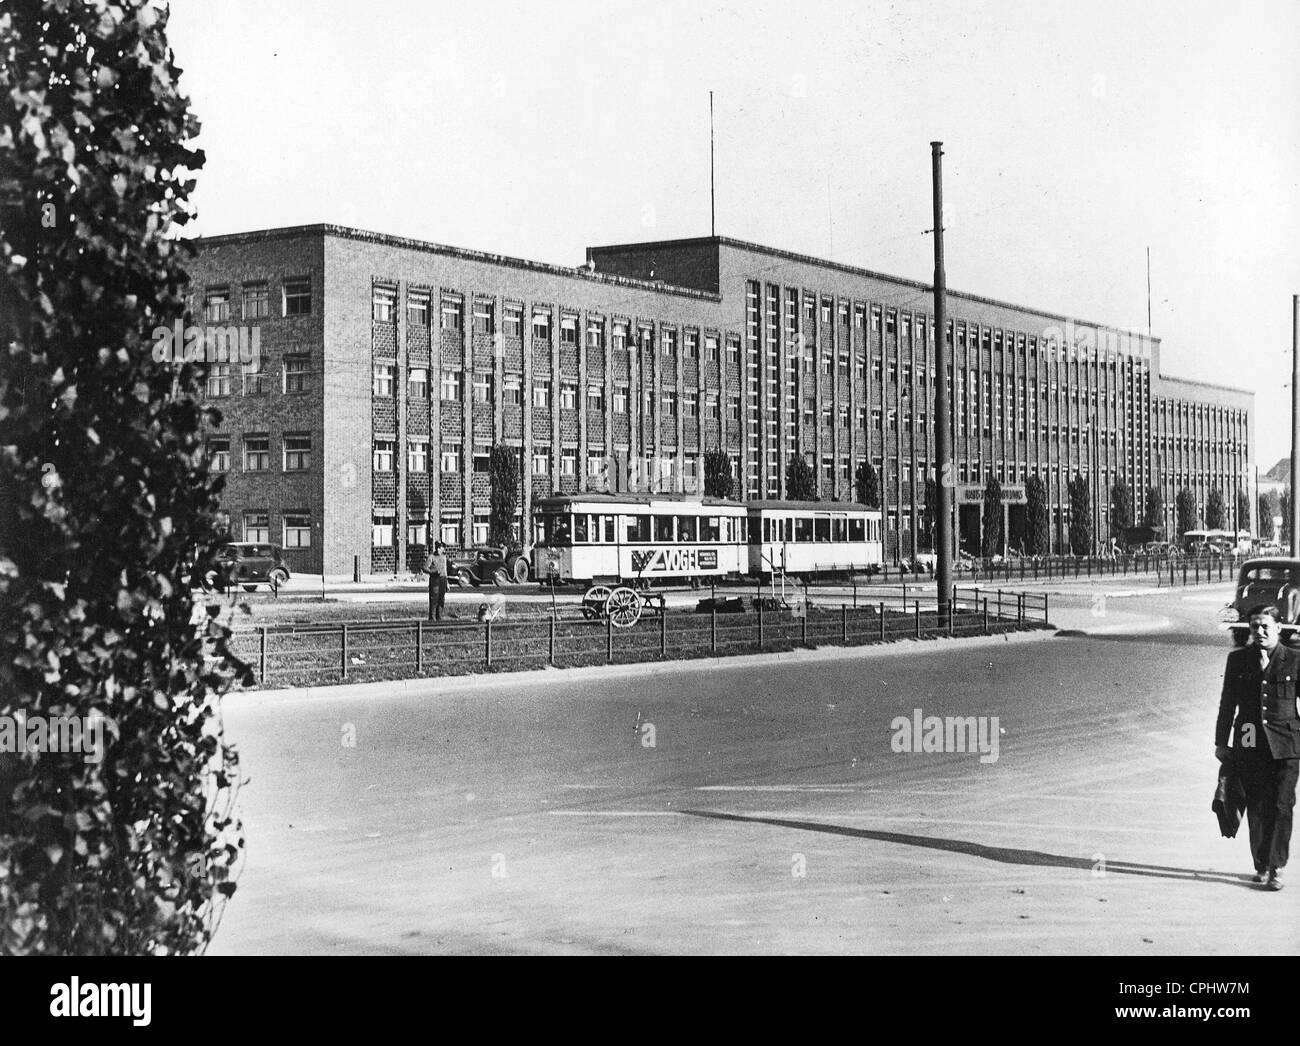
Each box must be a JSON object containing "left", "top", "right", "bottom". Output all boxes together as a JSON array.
[
  {"left": 1218, "top": 557, "right": 1300, "bottom": 647},
  {"left": 193, "top": 542, "right": 290, "bottom": 593},
  {"left": 447, "top": 545, "right": 531, "bottom": 587}
]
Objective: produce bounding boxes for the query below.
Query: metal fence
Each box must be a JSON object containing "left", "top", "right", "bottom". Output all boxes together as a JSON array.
[
  {"left": 231, "top": 587, "right": 1051, "bottom": 690},
  {"left": 870, "top": 552, "right": 1247, "bottom": 587}
]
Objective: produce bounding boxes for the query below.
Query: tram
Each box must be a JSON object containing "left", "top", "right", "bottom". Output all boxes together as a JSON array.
[{"left": 531, "top": 493, "right": 883, "bottom": 586}]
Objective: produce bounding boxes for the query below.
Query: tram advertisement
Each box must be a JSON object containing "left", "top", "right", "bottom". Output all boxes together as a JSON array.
[{"left": 630, "top": 547, "right": 719, "bottom": 574}]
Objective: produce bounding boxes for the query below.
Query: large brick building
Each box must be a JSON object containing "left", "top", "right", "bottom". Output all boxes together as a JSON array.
[{"left": 188, "top": 224, "right": 1255, "bottom": 575}]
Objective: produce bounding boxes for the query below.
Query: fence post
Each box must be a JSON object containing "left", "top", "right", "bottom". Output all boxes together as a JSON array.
[
  {"left": 259, "top": 626, "right": 267, "bottom": 685},
  {"left": 852, "top": 578, "right": 858, "bottom": 609},
  {"left": 711, "top": 606, "right": 717, "bottom": 653},
  {"left": 757, "top": 601, "right": 764, "bottom": 650},
  {"left": 801, "top": 602, "right": 808, "bottom": 647},
  {"left": 983, "top": 598, "right": 989, "bottom": 634},
  {"left": 415, "top": 621, "right": 422, "bottom": 674},
  {"left": 660, "top": 608, "right": 667, "bottom": 657},
  {"left": 841, "top": 603, "right": 847, "bottom": 642},
  {"left": 879, "top": 600, "right": 885, "bottom": 641},
  {"left": 340, "top": 622, "right": 348, "bottom": 681},
  {"left": 1183, "top": 560, "right": 1188, "bottom": 586},
  {"left": 485, "top": 619, "right": 492, "bottom": 669},
  {"left": 997, "top": 589, "right": 1003, "bottom": 620},
  {"left": 549, "top": 616, "right": 556, "bottom": 666},
  {"left": 915, "top": 602, "right": 921, "bottom": 639},
  {"left": 1044, "top": 593, "right": 1049, "bottom": 623},
  {"left": 607, "top": 615, "right": 613, "bottom": 662}
]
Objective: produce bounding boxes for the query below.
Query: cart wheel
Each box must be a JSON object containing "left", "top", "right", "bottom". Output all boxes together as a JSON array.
[
  {"left": 581, "top": 584, "right": 612, "bottom": 620},
  {"left": 606, "top": 586, "right": 642, "bottom": 628}
]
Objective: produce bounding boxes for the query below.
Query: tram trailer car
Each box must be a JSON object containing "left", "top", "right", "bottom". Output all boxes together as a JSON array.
[
  {"left": 532, "top": 494, "right": 748, "bottom": 586},
  {"left": 746, "top": 500, "right": 883, "bottom": 580}
]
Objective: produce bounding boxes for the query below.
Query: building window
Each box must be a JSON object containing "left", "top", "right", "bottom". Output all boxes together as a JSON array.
[
  {"left": 706, "top": 393, "right": 720, "bottom": 420},
  {"left": 683, "top": 392, "right": 698, "bottom": 418},
  {"left": 440, "top": 442, "right": 461, "bottom": 473},
  {"left": 408, "top": 367, "right": 428, "bottom": 399},
  {"left": 204, "top": 287, "right": 230, "bottom": 322},
  {"left": 472, "top": 515, "right": 490, "bottom": 546},
  {"left": 532, "top": 448, "right": 550, "bottom": 475},
  {"left": 242, "top": 281, "right": 269, "bottom": 319},
  {"left": 613, "top": 385, "right": 628, "bottom": 413},
  {"left": 872, "top": 409, "right": 882, "bottom": 431},
  {"left": 533, "top": 380, "right": 551, "bottom": 408},
  {"left": 662, "top": 391, "right": 677, "bottom": 418},
  {"left": 207, "top": 437, "right": 230, "bottom": 473},
  {"left": 560, "top": 383, "right": 578, "bottom": 410},
  {"left": 532, "top": 309, "right": 551, "bottom": 342},
  {"left": 502, "top": 374, "right": 522, "bottom": 406},
  {"left": 243, "top": 435, "right": 270, "bottom": 472},
  {"left": 407, "top": 290, "right": 430, "bottom": 329},
  {"left": 283, "top": 514, "right": 311, "bottom": 549},
  {"left": 372, "top": 513, "right": 395, "bottom": 547},
  {"left": 205, "top": 363, "right": 232, "bottom": 398},
  {"left": 244, "top": 512, "right": 269, "bottom": 543},
  {"left": 440, "top": 297, "right": 463, "bottom": 331},
  {"left": 705, "top": 334, "right": 719, "bottom": 361},
  {"left": 473, "top": 446, "right": 491, "bottom": 474},
  {"left": 728, "top": 395, "right": 740, "bottom": 420},
  {"left": 560, "top": 315, "right": 579, "bottom": 345},
  {"left": 586, "top": 450, "right": 606, "bottom": 478},
  {"left": 472, "top": 374, "right": 494, "bottom": 405},
  {"left": 684, "top": 331, "right": 699, "bottom": 359},
  {"left": 282, "top": 276, "right": 311, "bottom": 316},
  {"left": 441, "top": 370, "right": 462, "bottom": 401},
  {"left": 473, "top": 301, "right": 495, "bottom": 335},
  {"left": 372, "top": 362, "right": 395, "bottom": 397},
  {"left": 283, "top": 434, "right": 311, "bottom": 472},
  {"left": 372, "top": 439, "right": 395, "bottom": 472},
  {"left": 587, "top": 319, "right": 605, "bottom": 349},
  {"left": 372, "top": 285, "right": 397, "bottom": 323},
  {"left": 242, "top": 363, "right": 265, "bottom": 396},
  {"left": 726, "top": 335, "right": 740, "bottom": 362},
  {"left": 407, "top": 519, "right": 428, "bottom": 546},
  {"left": 504, "top": 303, "right": 523, "bottom": 338},
  {"left": 407, "top": 439, "right": 428, "bottom": 473},
  {"left": 612, "top": 322, "right": 629, "bottom": 351},
  {"left": 586, "top": 384, "right": 604, "bottom": 411},
  {"left": 440, "top": 521, "right": 460, "bottom": 545},
  {"left": 560, "top": 449, "right": 577, "bottom": 476},
  {"left": 284, "top": 355, "right": 310, "bottom": 394}
]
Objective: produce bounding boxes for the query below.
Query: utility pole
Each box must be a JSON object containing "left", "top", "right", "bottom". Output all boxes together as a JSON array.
[
  {"left": 709, "top": 91, "right": 716, "bottom": 238},
  {"left": 931, "top": 142, "right": 953, "bottom": 628},
  {"left": 1292, "top": 294, "right": 1299, "bottom": 555}
]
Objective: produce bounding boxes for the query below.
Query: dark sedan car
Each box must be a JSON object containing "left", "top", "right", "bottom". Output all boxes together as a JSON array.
[
  {"left": 1219, "top": 557, "right": 1300, "bottom": 646},
  {"left": 446, "top": 545, "right": 531, "bottom": 587},
  {"left": 194, "top": 542, "right": 291, "bottom": 593}
]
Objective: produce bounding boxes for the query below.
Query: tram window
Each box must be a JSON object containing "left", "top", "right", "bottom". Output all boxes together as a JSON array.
[
  {"left": 814, "top": 516, "right": 831, "bottom": 542},
  {"left": 654, "top": 516, "right": 674, "bottom": 542},
  {"left": 832, "top": 516, "right": 847, "bottom": 541},
  {"left": 849, "top": 518, "right": 866, "bottom": 542},
  {"left": 574, "top": 514, "right": 589, "bottom": 543},
  {"left": 794, "top": 517, "right": 813, "bottom": 542},
  {"left": 702, "top": 516, "right": 720, "bottom": 542},
  {"left": 626, "top": 515, "right": 651, "bottom": 542},
  {"left": 762, "top": 518, "right": 771, "bottom": 542},
  {"left": 602, "top": 515, "right": 616, "bottom": 543},
  {"left": 678, "top": 516, "right": 698, "bottom": 542},
  {"left": 544, "top": 514, "right": 570, "bottom": 546}
]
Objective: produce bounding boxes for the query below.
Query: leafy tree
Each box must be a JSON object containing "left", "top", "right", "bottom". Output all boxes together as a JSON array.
[
  {"left": 487, "top": 445, "right": 520, "bottom": 546},
  {"left": 981, "top": 477, "right": 1003, "bottom": 558},
  {"left": 854, "top": 461, "right": 880, "bottom": 509},
  {"left": 703, "top": 450, "right": 734, "bottom": 500},
  {"left": 1175, "top": 487, "right": 1199, "bottom": 537},
  {"left": 1067, "top": 474, "right": 1092, "bottom": 555},
  {"left": 1109, "top": 480, "right": 1132, "bottom": 539},
  {"left": 919, "top": 474, "right": 937, "bottom": 551},
  {"left": 1283, "top": 490, "right": 1294, "bottom": 548},
  {"left": 1142, "top": 484, "right": 1164, "bottom": 531},
  {"left": 1259, "top": 490, "right": 1279, "bottom": 538},
  {"left": 1204, "top": 488, "right": 1226, "bottom": 531},
  {"left": 0, "top": 0, "right": 246, "bottom": 954},
  {"left": 785, "top": 453, "right": 816, "bottom": 501},
  {"left": 1236, "top": 489, "right": 1251, "bottom": 533},
  {"left": 1024, "top": 475, "right": 1050, "bottom": 556}
]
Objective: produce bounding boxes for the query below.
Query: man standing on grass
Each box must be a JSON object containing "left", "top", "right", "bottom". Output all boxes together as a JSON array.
[
  {"left": 424, "top": 541, "right": 449, "bottom": 622},
  {"left": 1216, "top": 605, "right": 1300, "bottom": 890}
]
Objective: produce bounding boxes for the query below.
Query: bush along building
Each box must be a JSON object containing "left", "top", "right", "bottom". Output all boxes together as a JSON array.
[{"left": 187, "top": 225, "right": 1254, "bottom": 575}]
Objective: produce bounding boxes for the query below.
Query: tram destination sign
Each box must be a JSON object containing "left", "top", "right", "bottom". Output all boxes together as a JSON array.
[{"left": 955, "top": 484, "right": 1027, "bottom": 505}]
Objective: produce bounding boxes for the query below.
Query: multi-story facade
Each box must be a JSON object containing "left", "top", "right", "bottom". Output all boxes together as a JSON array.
[{"left": 189, "top": 225, "right": 1254, "bottom": 575}]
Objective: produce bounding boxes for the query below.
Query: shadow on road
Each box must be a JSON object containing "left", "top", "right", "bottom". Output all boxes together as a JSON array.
[
  {"left": 1054, "top": 629, "right": 1224, "bottom": 649},
  {"left": 681, "top": 809, "right": 1256, "bottom": 888}
]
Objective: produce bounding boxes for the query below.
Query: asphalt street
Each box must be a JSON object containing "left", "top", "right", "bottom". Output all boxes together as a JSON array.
[{"left": 209, "top": 580, "right": 1299, "bottom": 955}]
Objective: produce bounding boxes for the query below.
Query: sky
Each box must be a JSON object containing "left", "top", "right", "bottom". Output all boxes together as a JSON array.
[{"left": 166, "top": 0, "right": 1300, "bottom": 471}]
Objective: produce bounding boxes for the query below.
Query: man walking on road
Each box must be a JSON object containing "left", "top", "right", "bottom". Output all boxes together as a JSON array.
[
  {"left": 424, "top": 541, "right": 449, "bottom": 622},
  {"left": 1216, "top": 605, "right": 1300, "bottom": 890}
]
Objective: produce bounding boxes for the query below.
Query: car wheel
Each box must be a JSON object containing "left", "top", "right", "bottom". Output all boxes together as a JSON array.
[
  {"left": 201, "top": 570, "right": 219, "bottom": 593},
  {"left": 510, "top": 557, "right": 530, "bottom": 584},
  {"left": 242, "top": 584, "right": 258, "bottom": 592},
  {"left": 270, "top": 568, "right": 289, "bottom": 589},
  {"left": 492, "top": 567, "right": 511, "bottom": 587},
  {"left": 455, "top": 568, "right": 473, "bottom": 588}
]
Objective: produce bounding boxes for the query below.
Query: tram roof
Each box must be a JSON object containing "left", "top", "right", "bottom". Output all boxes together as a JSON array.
[
  {"left": 746, "top": 500, "right": 876, "bottom": 513},
  {"left": 533, "top": 493, "right": 746, "bottom": 508}
]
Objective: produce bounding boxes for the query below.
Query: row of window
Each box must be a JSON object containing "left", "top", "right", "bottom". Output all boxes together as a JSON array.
[
  {"left": 202, "top": 357, "right": 311, "bottom": 398},
  {"left": 203, "top": 278, "right": 311, "bottom": 321},
  {"left": 208, "top": 434, "right": 311, "bottom": 473},
  {"left": 239, "top": 511, "right": 312, "bottom": 548}
]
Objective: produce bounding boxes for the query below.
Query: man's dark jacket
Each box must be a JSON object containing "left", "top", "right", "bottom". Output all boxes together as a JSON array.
[{"left": 1216, "top": 643, "right": 1300, "bottom": 759}]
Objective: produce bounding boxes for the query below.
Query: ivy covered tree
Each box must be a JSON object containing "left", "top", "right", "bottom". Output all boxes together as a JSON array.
[
  {"left": 785, "top": 452, "right": 816, "bottom": 501},
  {"left": 0, "top": 1, "right": 246, "bottom": 954},
  {"left": 703, "top": 450, "right": 734, "bottom": 500},
  {"left": 1024, "top": 475, "right": 1050, "bottom": 556},
  {"left": 854, "top": 460, "right": 880, "bottom": 509},
  {"left": 1204, "top": 488, "right": 1226, "bottom": 531},
  {"left": 1259, "top": 490, "right": 1278, "bottom": 539},
  {"left": 1067, "top": 474, "right": 1092, "bottom": 555},
  {"left": 1236, "top": 489, "right": 1250, "bottom": 533},
  {"left": 1142, "top": 484, "right": 1164, "bottom": 531},
  {"left": 1176, "top": 487, "right": 1199, "bottom": 537},
  {"left": 1109, "top": 480, "right": 1132, "bottom": 539},
  {"left": 981, "top": 477, "right": 1003, "bottom": 558},
  {"left": 487, "top": 445, "right": 520, "bottom": 546}
]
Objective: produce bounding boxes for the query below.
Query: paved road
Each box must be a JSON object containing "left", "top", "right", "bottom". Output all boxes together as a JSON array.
[{"left": 210, "top": 581, "right": 1298, "bottom": 955}]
